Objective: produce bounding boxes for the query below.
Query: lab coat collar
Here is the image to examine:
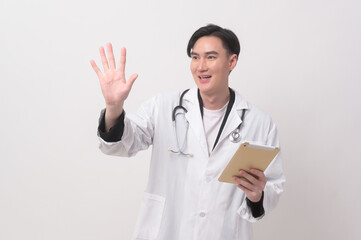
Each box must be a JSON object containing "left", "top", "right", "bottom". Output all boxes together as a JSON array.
[{"left": 183, "top": 88, "right": 249, "bottom": 153}]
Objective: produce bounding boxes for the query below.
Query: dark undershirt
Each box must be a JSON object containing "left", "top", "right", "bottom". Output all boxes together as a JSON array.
[{"left": 97, "top": 108, "right": 265, "bottom": 218}]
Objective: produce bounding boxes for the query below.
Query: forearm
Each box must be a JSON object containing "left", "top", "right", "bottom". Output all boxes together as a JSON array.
[
  {"left": 246, "top": 192, "right": 264, "bottom": 218},
  {"left": 98, "top": 109, "right": 125, "bottom": 142},
  {"left": 104, "top": 103, "right": 124, "bottom": 132},
  {"left": 97, "top": 96, "right": 156, "bottom": 156}
]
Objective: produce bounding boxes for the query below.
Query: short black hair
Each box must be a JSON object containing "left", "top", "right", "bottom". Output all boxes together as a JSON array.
[{"left": 187, "top": 24, "right": 240, "bottom": 58}]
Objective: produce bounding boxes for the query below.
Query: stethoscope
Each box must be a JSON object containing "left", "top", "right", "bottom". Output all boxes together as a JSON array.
[
  {"left": 229, "top": 108, "right": 246, "bottom": 143},
  {"left": 169, "top": 88, "right": 246, "bottom": 156}
]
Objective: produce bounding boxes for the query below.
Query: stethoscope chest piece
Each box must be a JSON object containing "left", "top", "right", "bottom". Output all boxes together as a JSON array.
[
  {"left": 229, "top": 128, "right": 241, "bottom": 143},
  {"left": 229, "top": 109, "right": 246, "bottom": 143}
]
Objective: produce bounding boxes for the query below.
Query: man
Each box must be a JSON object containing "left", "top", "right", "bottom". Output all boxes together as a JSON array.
[{"left": 91, "top": 24, "right": 285, "bottom": 240}]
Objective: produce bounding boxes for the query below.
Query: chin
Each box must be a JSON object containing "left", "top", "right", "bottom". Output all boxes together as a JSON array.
[{"left": 197, "top": 85, "right": 214, "bottom": 96}]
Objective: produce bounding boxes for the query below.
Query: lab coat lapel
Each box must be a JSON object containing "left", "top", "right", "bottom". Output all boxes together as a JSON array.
[
  {"left": 183, "top": 89, "right": 208, "bottom": 156},
  {"left": 217, "top": 109, "right": 242, "bottom": 148},
  {"left": 214, "top": 92, "right": 249, "bottom": 151}
]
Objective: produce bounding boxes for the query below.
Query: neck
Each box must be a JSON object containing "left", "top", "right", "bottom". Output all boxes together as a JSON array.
[{"left": 200, "top": 88, "right": 230, "bottom": 110}]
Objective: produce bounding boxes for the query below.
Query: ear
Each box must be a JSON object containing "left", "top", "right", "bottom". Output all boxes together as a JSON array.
[{"left": 229, "top": 54, "right": 238, "bottom": 70}]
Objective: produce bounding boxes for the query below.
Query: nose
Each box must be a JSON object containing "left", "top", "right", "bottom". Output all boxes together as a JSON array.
[{"left": 197, "top": 58, "right": 208, "bottom": 71}]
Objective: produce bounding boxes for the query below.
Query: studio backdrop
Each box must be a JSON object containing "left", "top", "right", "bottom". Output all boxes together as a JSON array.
[{"left": 1, "top": 0, "right": 360, "bottom": 239}]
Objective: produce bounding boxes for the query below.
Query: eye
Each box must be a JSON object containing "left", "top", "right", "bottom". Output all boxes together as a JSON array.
[
  {"left": 191, "top": 55, "right": 199, "bottom": 60},
  {"left": 208, "top": 55, "right": 216, "bottom": 59}
]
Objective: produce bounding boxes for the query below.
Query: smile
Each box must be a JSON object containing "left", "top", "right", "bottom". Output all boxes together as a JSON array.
[{"left": 199, "top": 75, "right": 211, "bottom": 79}]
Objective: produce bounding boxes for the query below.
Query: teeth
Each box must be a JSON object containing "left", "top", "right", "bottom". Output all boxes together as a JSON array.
[{"left": 200, "top": 76, "right": 211, "bottom": 79}]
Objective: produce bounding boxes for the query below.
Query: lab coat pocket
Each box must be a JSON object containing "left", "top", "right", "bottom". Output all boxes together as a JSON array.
[{"left": 133, "top": 192, "right": 165, "bottom": 240}]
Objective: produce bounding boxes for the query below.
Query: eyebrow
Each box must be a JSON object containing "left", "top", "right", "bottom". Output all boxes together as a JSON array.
[{"left": 191, "top": 51, "right": 219, "bottom": 56}]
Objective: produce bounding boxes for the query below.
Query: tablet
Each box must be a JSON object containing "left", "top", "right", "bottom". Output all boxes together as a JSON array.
[{"left": 218, "top": 142, "right": 280, "bottom": 184}]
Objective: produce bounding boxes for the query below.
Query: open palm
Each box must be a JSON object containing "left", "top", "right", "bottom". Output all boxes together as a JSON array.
[{"left": 90, "top": 43, "right": 138, "bottom": 108}]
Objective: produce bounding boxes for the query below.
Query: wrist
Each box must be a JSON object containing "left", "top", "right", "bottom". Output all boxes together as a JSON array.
[
  {"left": 248, "top": 191, "right": 263, "bottom": 203},
  {"left": 104, "top": 104, "right": 124, "bottom": 132},
  {"left": 105, "top": 104, "right": 124, "bottom": 119},
  {"left": 246, "top": 191, "right": 265, "bottom": 218}
]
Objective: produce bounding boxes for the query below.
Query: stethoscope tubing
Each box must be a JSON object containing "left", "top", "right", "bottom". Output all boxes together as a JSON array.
[{"left": 171, "top": 88, "right": 246, "bottom": 154}]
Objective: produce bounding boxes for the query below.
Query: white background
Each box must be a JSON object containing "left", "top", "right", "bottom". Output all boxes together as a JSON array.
[{"left": 1, "top": 0, "right": 360, "bottom": 239}]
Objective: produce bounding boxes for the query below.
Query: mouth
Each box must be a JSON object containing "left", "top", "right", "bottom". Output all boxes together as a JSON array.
[{"left": 198, "top": 75, "right": 211, "bottom": 82}]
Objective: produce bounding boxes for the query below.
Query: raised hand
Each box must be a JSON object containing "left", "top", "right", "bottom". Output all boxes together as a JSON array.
[{"left": 90, "top": 43, "right": 138, "bottom": 130}]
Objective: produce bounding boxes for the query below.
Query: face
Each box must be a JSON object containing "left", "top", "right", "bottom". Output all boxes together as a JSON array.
[{"left": 190, "top": 36, "right": 237, "bottom": 97}]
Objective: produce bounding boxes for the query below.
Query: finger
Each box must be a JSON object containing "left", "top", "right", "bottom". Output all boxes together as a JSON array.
[
  {"left": 126, "top": 73, "right": 138, "bottom": 90},
  {"left": 237, "top": 183, "right": 262, "bottom": 203},
  {"left": 106, "top": 42, "right": 116, "bottom": 69},
  {"left": 118, "top": 47, "right": 126, "bottom": 77},
  {"left": 233, "top": 176, "right": 257, "bottom": 192},
  {"left": 238, "top": 170, "right": 258, "bottom": 185},
  {"left": 90, "top": 60, "right": 103, "bottom": 79},
  {"left": 99, "top": 46, "right": 109, "bottom": 71},
  {"left": 236, "top": 182, "right": 252, "bottom": 193},
  {"left": 250, "top": 169, "right": 266, "bottom": 181}
]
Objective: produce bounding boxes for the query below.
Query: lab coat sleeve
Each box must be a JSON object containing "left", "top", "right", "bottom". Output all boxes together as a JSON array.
[
  {"left": 98, "top": 109, "right": 126, "bottom": 142},
  {"left": 97, "top": 97, "right": 157, "bottom": 157},
  {"left": 237, "top": 120, "right": 285, "bottom": 222}
]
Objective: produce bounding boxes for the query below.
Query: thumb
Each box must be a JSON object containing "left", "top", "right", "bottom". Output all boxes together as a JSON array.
[{"left": 126, "top": 73, "right": 138, "bottom": 89}]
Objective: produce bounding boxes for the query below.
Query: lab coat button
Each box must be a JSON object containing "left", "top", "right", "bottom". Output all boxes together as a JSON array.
[{"left": 199, "top": 212, "right": 206, "bottom": 217}]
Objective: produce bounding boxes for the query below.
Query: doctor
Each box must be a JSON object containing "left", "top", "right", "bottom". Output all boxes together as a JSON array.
[{"left": 91, "top": 24, "right": 285, "bottom": 240}]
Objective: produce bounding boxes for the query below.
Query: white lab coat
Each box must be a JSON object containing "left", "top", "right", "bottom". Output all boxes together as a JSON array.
[{"left": 98, "top": 88, "right": 285, "bottom": 240}]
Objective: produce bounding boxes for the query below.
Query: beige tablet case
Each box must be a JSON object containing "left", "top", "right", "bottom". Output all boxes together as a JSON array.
[{"left": 218, "top": 142, "right": 280, "bottom": 184}]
